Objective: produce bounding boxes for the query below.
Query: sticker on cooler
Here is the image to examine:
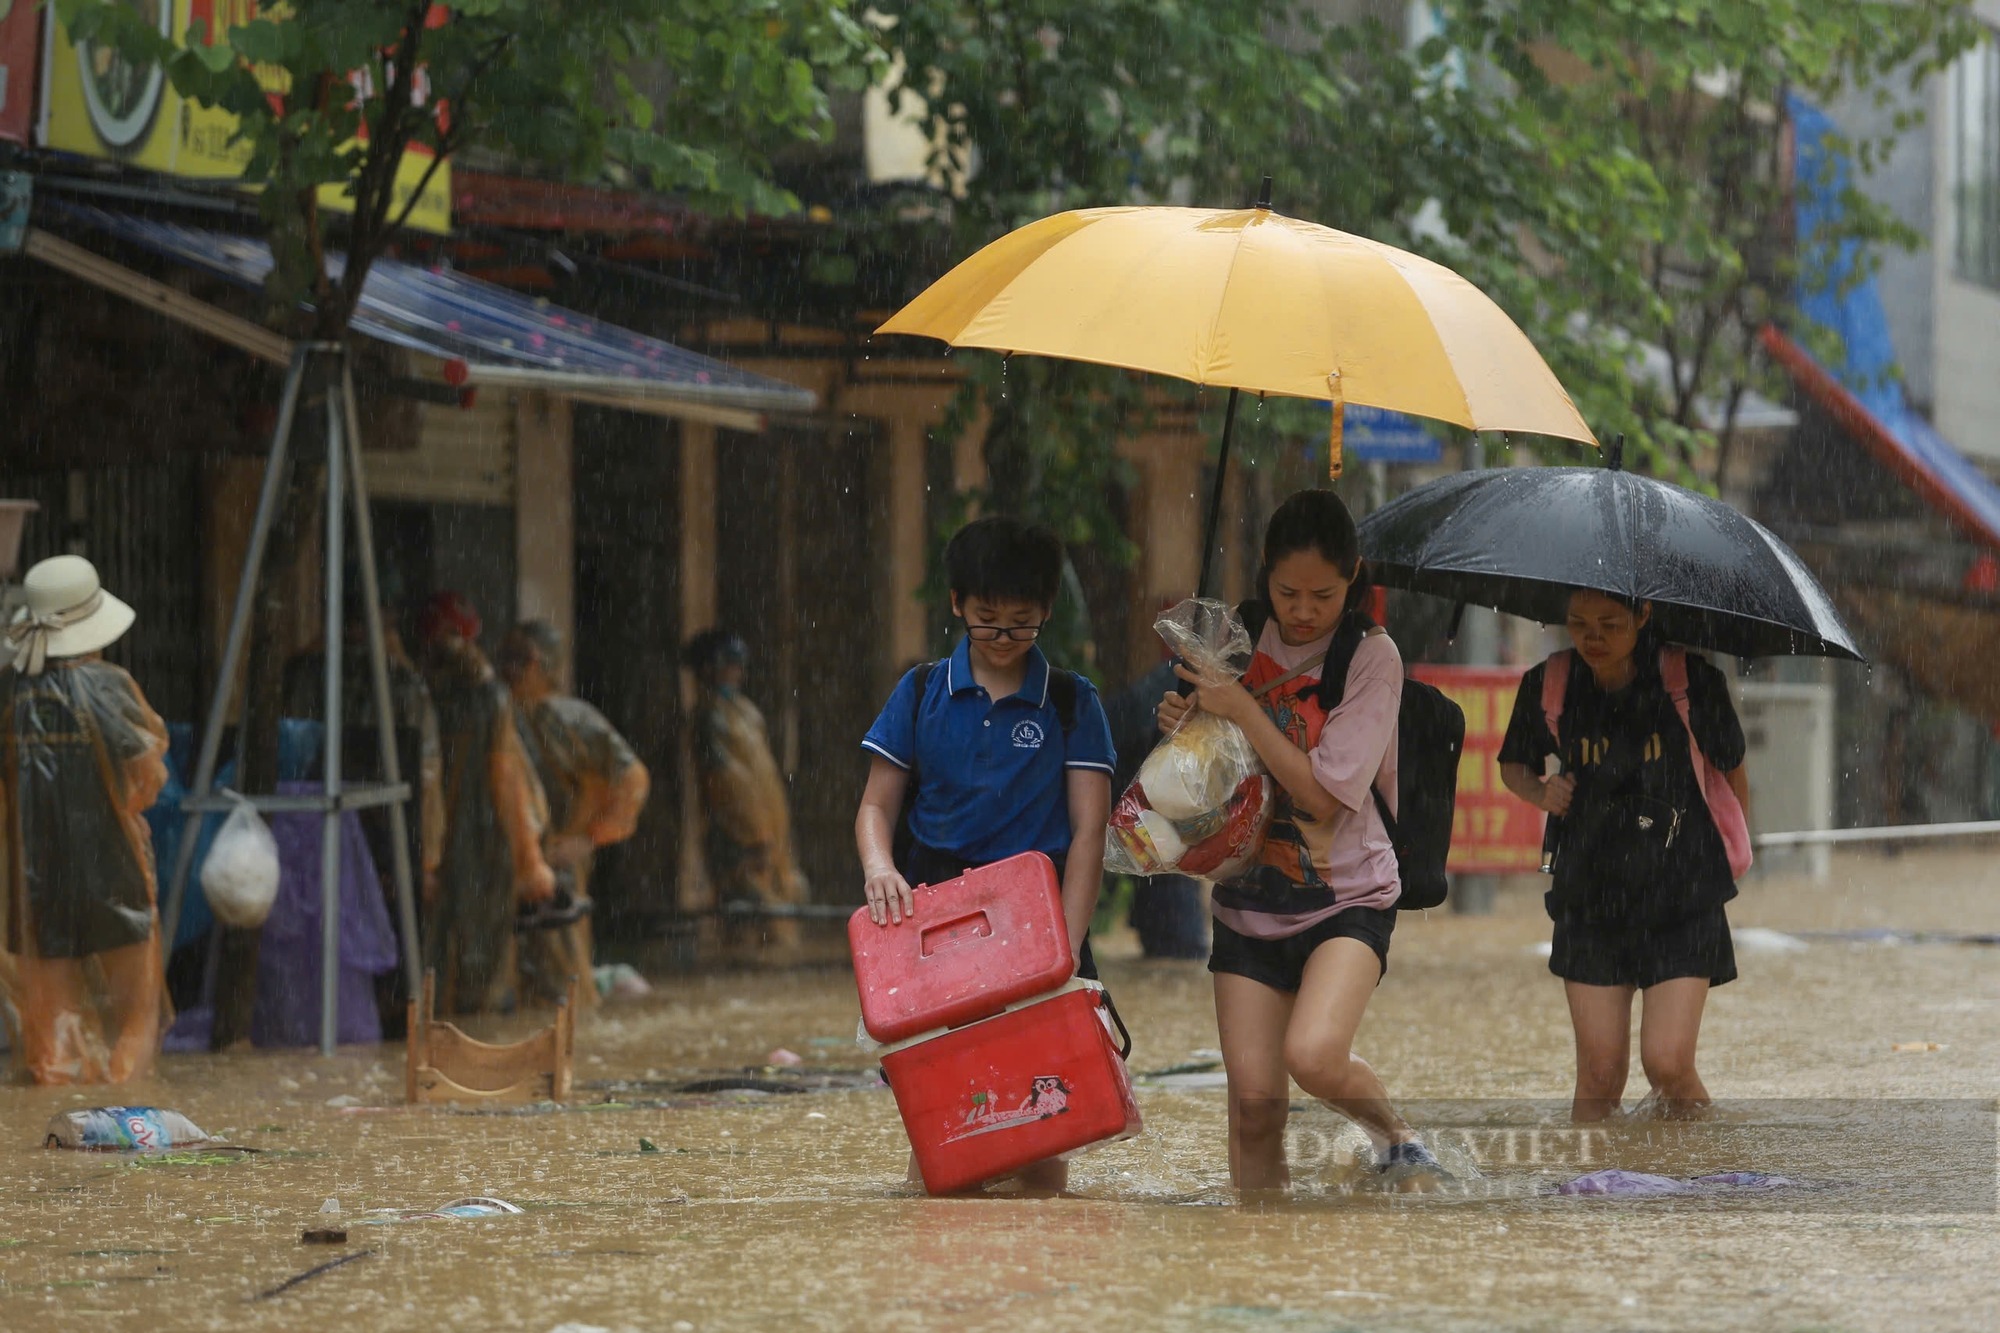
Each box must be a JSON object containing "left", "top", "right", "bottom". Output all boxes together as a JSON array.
[
  {"left": 947, "top": 1076, "right": 1072, "bottom": 1143},
  {"left": 882, "top": 986, "right": 1142, "bottom": 1194}
]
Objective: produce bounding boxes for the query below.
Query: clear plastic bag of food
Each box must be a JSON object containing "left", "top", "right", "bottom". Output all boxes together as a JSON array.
[
  {"left": 1104, "top": 599, "right": 1273, "bottom": 881},
  {"left": 200, "top": 791, "right": 280, "bottom": 929}
]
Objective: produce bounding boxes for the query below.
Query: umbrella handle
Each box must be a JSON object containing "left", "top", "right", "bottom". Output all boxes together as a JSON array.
[{"left": 1540, "top": 761, "right": 1564, "bottom": 876}]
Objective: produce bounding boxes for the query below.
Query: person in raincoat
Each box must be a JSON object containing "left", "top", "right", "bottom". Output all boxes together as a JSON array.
[
  {"left": 499, "top": 621, "right": 650, "bottom": 1006},
  {"left": 417, "top": 592, "right": 554, "bottom": 1014},
  {"left": 684, "top": 630, "right": 807, "bottom": 958},
  {"left": 1, "top": 556, "right": 169, "bottom": 1083}
]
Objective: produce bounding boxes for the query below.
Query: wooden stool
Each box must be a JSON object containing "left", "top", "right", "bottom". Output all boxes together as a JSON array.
[{"left": 405, "top": 969, "right": 576, "bottom": 1104}]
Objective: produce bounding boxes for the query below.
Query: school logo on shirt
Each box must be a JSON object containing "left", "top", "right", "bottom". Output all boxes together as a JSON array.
[{"left": 1011, "top": 720, "right": 1046, "bottom": 750}]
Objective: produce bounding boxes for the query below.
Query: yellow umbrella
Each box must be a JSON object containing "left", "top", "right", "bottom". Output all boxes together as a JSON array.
[{"left": 877, "top": 187, "right": 1597, "bottom": 593}]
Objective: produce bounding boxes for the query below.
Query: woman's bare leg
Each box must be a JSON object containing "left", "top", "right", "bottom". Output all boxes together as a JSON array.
[
  {"left": 1637, "top": 977, "right": 1712, "bottom": 1114},
  {"left": 1565, "top": 982, "right": 1636, "bottom": 1122},
  {"left": 1214, "top": 971, "right": 1296, "bottom": 1192},
  {"left": 1283, "top": 938, "right": 1416, "bottom": 1150}
]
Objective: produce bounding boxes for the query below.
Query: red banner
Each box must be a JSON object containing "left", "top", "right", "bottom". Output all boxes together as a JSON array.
[
  {"left": 1411, "top": 664, "right": 1545, "bottom": 875},
  {"left": 0, "top": 0, "right": 39, "bottom": 144}
]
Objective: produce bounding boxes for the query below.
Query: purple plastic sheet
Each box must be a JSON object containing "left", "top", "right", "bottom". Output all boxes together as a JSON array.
[
  {"left": 1557, "top": 1168, "right": 1801, "bottom": 1197},
  {"left": 250, "top": 782, "right": 399, "bottom": 1048}
]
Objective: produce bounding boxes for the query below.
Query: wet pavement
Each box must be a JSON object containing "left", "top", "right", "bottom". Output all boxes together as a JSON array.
[{"left": 3, "top": 847, "right": 1997, "bottom": 1331}]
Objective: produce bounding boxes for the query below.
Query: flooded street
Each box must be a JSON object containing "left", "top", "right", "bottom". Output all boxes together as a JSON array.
[{"left": 4, "top": 848, "right": 1997, "bottom": 1332}]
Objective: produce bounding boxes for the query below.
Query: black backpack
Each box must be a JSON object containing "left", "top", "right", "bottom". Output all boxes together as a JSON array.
[
  {"left": 891, "top": 661, "right": 1082, "bottom": 871},
  {"left": 1238, "top": 601, "right": 1464, "bottom": 910}
]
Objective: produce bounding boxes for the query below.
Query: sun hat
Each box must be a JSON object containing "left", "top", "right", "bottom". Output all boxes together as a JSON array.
[{"left": 7, "top": 555, "right": 136, "bottom": 676}]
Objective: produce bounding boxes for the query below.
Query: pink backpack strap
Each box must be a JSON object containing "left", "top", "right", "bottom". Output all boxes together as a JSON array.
[
  {"left": 1540, "top": 650, "right": 1572, "bottom": 746},
  {"left": 1657, "top": 646, "right": 1754, "bottom": 879}
]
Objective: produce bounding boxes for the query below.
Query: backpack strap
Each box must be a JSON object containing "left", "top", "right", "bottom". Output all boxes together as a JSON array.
[
  {"left": 1048, "top": 668, "right": 1079, "bottom": 738},
  {"left": 1540, "top": 650, "right": 1573, "bottom": 747},
  {"left": 1310, "top": 609, "right": 1376, "bottom": 713},
  {"left": 904, "top": 661, "right": 935, "bottom": 791},
  {"left": 1659, "top": 646, "right": 1754, "bottom": 879},
  {"left": 1657, "top": 647, "right": 1700, "bottom": 774},
  {"left": 1309, "top": 609, "right": 1396, "bottom": 829}
]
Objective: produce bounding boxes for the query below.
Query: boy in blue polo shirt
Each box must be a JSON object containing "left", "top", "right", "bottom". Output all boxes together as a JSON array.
[{"left": 855, "top": 516, "right": 1116, "bottom": 980}]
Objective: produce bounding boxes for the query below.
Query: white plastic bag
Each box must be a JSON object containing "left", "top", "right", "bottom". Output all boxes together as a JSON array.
[
  {"left": 1104, "top": 599, "right": 1273, "bottom": 880},
  {"left": 200, "top": 791, "right": 280, "bottom": 929}
]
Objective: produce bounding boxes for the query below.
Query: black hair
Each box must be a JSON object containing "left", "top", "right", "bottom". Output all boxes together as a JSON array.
[
  {"left": 1567, "top": 587, "right": 1660, "bottom": 651},
  {"left": 944, "top": 515, "right": 1064, "bottom": 609},
  {"left": 682, "top": 628, "right": 748, "bottom": 675},
  {"left": 1258, "top": 489, "right": 1372, "bottom": 616}
]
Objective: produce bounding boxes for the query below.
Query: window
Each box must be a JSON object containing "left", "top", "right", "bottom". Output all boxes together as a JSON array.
[{"left": 1956, "top": 28, "right": 2000, "bottom": 289}]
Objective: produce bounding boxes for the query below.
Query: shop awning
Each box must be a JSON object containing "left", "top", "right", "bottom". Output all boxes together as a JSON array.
[
  {"left": 1763, "top": 326, "right": 2000, "bottom": 552},
  {"left": 1770, "top": 95, "right": 2000, "bottom": 552},
  {"left": 27, "top": 202, "right": 816, "bottom": 429}
]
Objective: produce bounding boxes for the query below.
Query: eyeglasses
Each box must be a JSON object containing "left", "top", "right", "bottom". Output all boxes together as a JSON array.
[{"left": 966, "top": 623, "right": 1045, "bottom": 642}]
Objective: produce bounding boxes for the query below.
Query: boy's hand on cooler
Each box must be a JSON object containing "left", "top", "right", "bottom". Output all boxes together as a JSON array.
[
  {"left": 864, "top": 866, "right": 916, "bottom": 925},
  {"left": 1156, "top": 688, "right": 1194, "bottom": 736},
  {"left": 1173, "top": 663, "right": 1257, "bottom": 726},
  {"left": 1539, "top": 774, "right": 1577, "bottom": 816}
]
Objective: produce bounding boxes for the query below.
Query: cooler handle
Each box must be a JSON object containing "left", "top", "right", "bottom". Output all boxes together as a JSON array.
[{"left": 1097, "top": 987, "right": 1133, "bottom": 1061}]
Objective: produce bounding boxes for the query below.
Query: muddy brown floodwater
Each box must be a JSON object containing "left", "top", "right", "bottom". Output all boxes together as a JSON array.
[{"left": 4, "top": 848, "right": 1998, "bottom": 1332}]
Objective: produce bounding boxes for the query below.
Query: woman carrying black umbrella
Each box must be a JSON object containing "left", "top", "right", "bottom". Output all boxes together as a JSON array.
[{"left": 1496, "top": 589, "right": 1751, "bottom": 1124}]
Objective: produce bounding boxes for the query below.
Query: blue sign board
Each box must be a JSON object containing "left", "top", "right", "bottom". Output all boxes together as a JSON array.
[{"left": 1338, "top": 402, "right": 1443, "bottom": 464}]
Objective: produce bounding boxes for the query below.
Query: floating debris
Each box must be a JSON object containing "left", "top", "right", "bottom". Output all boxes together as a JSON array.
[
  {"left": 1555, "top": 1169, "right": 1803, "bottom": 1197},
  {"left": 254, "top": 1250, "right": 371, "bottom": 1301},
  {"left": 44, "top": 1108, "right": 209, "bottom": 1152},
  {"left": 356, "top": 1197, "right": 523, "bottom": 1225}
]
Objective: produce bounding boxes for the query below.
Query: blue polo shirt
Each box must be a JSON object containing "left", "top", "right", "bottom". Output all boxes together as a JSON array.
[{"left": 862, "top": 637, "right": 1116, "bottom": 864}]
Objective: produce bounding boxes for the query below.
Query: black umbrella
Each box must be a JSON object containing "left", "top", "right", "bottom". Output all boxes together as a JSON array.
[{"left": 1357, "top": 449, "right": 1864, "bottom": 661}]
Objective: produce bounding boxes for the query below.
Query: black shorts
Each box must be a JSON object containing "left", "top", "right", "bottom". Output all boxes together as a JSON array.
[
  {"left": 1550, "top": 906, "right": 1736, "bottom": 989},
  {"left": 1207, "top": 906, "right": 1396, "bottom": 993}
]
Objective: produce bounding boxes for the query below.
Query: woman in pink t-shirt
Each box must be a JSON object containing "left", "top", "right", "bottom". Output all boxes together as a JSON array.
[{"left": 1159, "top": 490, "right": 1442, "bottom": 1191}]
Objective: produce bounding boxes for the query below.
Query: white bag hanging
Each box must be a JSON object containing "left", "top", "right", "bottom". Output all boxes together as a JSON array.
[{"left": 200, "top": 790, "right": 280, "bottom": 929}]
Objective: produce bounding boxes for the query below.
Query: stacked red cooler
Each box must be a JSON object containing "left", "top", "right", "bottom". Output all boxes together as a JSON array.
[{"left": 849, "top": 852, "right": 1142, "bottom": 1194}]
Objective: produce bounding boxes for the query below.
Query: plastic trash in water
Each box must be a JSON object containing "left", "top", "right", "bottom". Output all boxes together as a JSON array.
[
  {"left": 357, "top": 1196, "right": 523, "bottom": 1224},
  {"left": 1731, "top": 927, "right": 1809, "bottom": 955},
  {"left": 1891, "top": 1041, "right": 1947, "bottom": 1052},
  {"left": 43, "top": 1107, "right": 209, "bottom": 1151},
  {"left": 1556, "top": 1168, "right": 1801, "bottom": 1197},
  {"left": 427, "top": 1197, "right": 523, "bottom": 1219},
  {"left": 1557, "top": 1170, "right": 1694, "bottom": 1196},
  {"left": 1689, "top": 1172, "right": 1799, "bottom": 1189},
  {"left": 594, "top": 963, "right": 652, "bottom": 1000},
  {"left": 766, "top": 1047, "right": 804, "bottom": 1067}
]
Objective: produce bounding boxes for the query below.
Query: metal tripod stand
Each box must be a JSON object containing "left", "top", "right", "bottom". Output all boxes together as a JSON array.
[{"left": 159, "top": 342, "right": 423, "bottom": 1055}]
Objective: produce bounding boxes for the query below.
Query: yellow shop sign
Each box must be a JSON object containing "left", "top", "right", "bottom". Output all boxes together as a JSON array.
[{"left": 39, "top": 0, "right": 449, "bottom": 234}]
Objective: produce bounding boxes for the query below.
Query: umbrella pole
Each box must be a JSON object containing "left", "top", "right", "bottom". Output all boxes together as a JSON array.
[{"left": 1196, "top": 387, "right": 1241, "bottom": 599}]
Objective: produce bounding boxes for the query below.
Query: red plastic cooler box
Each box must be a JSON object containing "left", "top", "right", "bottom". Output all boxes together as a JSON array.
[
  {"left": 881, "top": 985, "right": 1142, "bottom": 1195},
  {"left": 849, "top": 851, "right": 1073, "bottom": 1043}
]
